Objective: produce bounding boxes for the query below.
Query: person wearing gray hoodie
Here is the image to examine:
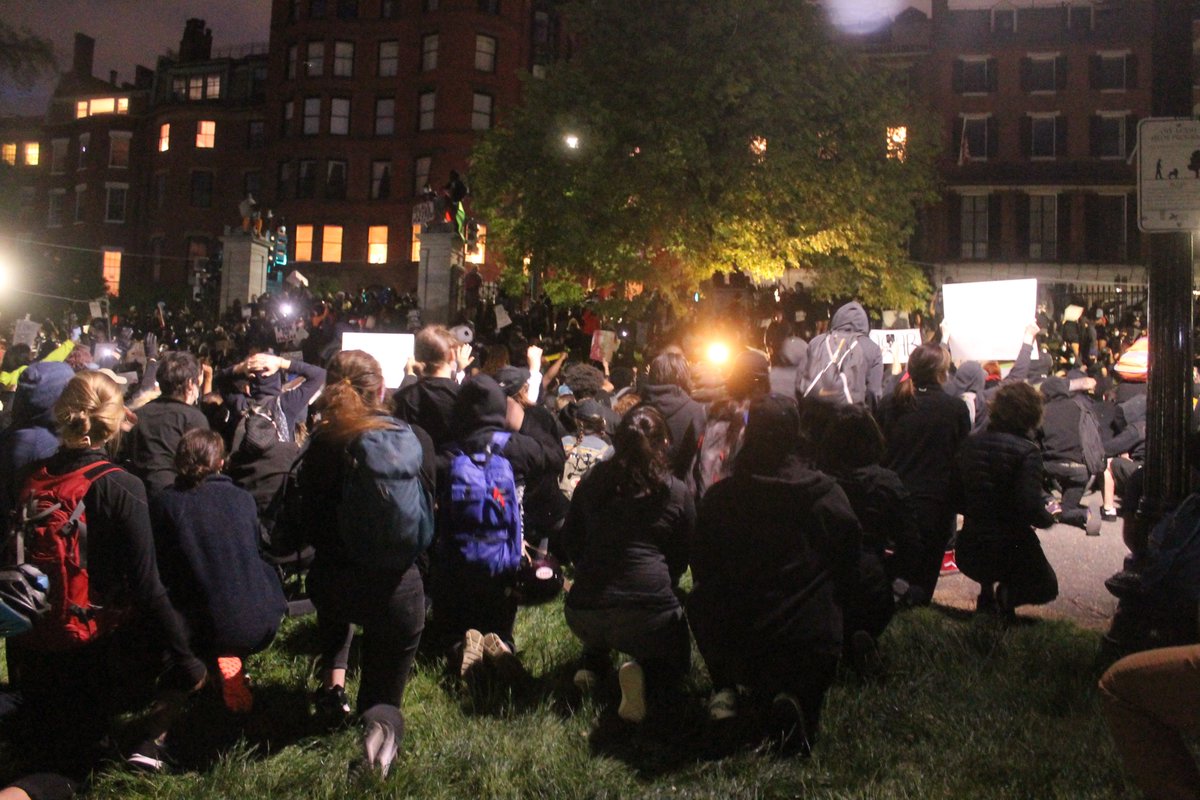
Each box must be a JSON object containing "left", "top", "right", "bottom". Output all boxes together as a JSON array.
[{"left": 794, "top": 302, "right": 883, "bottom": 408}]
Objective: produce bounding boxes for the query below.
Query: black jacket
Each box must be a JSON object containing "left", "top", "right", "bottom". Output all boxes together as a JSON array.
[
  {"left": 688, "top": 457, "right": 860, "bottom": 657},
  {"left": 953, "top": 428, "right": 1055, "bottom": 544},
  {"left": 877, "top": 385, "right": 971, "bottom": 501},
  {"left": 1040, "top": 377, "right": 1093, "bottom": 465},
  {"left": 640, "top": 383, "right": 707, "bottom": 482},
  {"left": 1105, "top": 393, "right": 1147, "bottom": 462},
  {"left": 125, "top": 397, "right": 210, "bottom": 497},
  {"left": 226, "top": 431, "right": 301, "bottom": 514},
  {"left": 393, "top": 376, "right": 460, "bottom": 452},
  {"left": 446, "top": 375, "right": 565, "bottom": 485},
  {"left": 832, "top": 463, "right": 921, "bottom": 574},
  {"left": 151, "top": 475, "right": 287, "bottom": 654},
  {"left": 563, "top": 461, "right": 693, "bottom": 612}
]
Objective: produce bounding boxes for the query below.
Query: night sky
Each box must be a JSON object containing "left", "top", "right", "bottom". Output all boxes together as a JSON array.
[{"left": 1, "top": 1, "right": 271, "bottom": 117}]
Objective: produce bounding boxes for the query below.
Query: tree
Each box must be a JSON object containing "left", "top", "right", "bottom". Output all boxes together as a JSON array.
[
  {"left": 471, "top": 0, "right": 939, "bottom": 309},
  {"left": 0, "top": 22, "right": 55, "bottom": 90}
]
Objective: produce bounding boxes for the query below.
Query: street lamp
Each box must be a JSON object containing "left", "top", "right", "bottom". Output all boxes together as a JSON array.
[{"left": 564, "top": 133, "right": 580, "bottom": 150}]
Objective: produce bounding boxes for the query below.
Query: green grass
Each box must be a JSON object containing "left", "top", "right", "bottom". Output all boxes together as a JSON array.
[{"left": 6, "top": 602, "right": 1140, "bottom": 799}]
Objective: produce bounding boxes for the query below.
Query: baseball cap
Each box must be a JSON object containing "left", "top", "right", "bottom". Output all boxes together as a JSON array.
[{"left": 495, "top": 366, "right": 530, "bottom": 398}]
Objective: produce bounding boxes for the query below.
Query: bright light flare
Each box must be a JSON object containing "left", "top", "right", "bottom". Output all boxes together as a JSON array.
[
  {"left": 280, "top": 302, "right": 295, "bottom": 316},
  {"left": 706, "top": 341, "right": 731, "bottom": 365},
  {"left": 564, "top": 134, "right": 580, "bottom": 150},
  {"left": 0, "top": 258, "right": 10, "bottom": 293},
  {"left": 750, "top": 136, "right": 768, "bottom": 157}
]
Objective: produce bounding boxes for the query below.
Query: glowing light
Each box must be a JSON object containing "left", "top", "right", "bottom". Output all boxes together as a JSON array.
[
  {"left": 887, "top": 126, "right": 908, "bottom": 162},
  {"left": 824, "top": 0, "right": 907, "bottom": 35},
  {"left": 280, "top": 302, "right": 295, "bottom": 316},
  {"left": 706, "top": 342, "right": 731, "bottom": 365},
  {"left": 0, "top": 258, "right": 11, "bottom": 293},
  {"left": 564, "top": 134, "right": 580, "bottom": 150},
  {"left": 750, "top": 136, "right": 768, "bottom": 157}
]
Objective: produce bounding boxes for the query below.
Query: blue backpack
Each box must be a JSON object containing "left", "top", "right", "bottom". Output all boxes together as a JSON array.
[
  {"left": 441, "top": 432, "right": 523, "bottom": 578},
  {"left": 338, "top": 425, "right": 434, "bottom": 572}
]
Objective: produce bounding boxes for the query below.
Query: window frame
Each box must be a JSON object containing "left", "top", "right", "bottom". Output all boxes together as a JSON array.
[
  {"left": 305, "top": 41, "right": 325, "bottom": 77},
  {"left": 104, "top": 182, "right": 128, "bottom": 223},
  {"left": 421, "top": 34, "right": 439, "bottom": 72},
  {"left": 471, "top": 92, "right": 494, "bottom": 131},
  {"left": 1029, "top": 114, "right": 1057, "bottom": 160},
  {"left": 375, "top": 97, "right": 396, "bottom": 136},
  {"left": 960, "top": 194, "right": 989, "bottom": 260},
  {"left": 475, "top": 35, "right": 497, "bottom": 72},
  {"left": 1028, "top": 193, "right": 1057, "bottom": 260},
  {"left": 378, "top": 40, "right": 399, "bottom": 77},
  {"left": 333, "top": 41, "right": 355, "bottom": 77},
  {"left": 329, "top": 97, "right": 351, "bottom": 136},
  {"left": 418, "top": 91, "right": 436, "bottom": 131},
  {"left": 303, "top": 97, "right": 321, "bottom": 135}
]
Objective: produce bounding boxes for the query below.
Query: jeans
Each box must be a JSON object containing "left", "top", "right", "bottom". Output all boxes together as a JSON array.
[
  {"left": 310, "top": 562, "right": 425, "bottom": 714},
  {"left": 1099, "top": 644, "right": 1200, "bottom": 800},
  {"left": 904, "top": 496, "right": 957, "bottom": 601},
  {"left": 1044, "top": 461, "right": 1093, "bottom": 527}
]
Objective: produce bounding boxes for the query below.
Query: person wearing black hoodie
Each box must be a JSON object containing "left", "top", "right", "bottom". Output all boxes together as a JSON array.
[
  {"left": 125, "top": 351, "right": 209, "bottom": 498},
  {"left": 689, "top": 395, "right": 860, "bottom": 755},
  {"left": 0, "top": 362, "right": 74, "bottom": 521},
  {"left": 220, "top": 351, "right": 326, "bottom": 447},
  {"left": 431, "top": 374, "right": 565, "bottom": 676},
  {"left": 393, "top": 325, "right": 466, "bottom": 456},
  {"left": 226, "top": 413, "right": 302, "bottom": 516},
  {"left": 641, "top": 352, "right": 707, "bottom": 487},
  {"left": 1040, "top": 374, "right": 1103, "bottom": 534}
]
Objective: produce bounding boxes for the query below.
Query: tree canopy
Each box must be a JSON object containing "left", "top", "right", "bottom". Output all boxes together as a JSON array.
[
  {"left": 471, "top": 0, "right": 939, "bottom": 309},
  {"left": 0, "top": 22, "right": 55, "bottom": 90}
]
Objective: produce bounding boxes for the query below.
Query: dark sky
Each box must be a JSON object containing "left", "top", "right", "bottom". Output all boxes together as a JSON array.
[{"left": 2, "top": 1, "right": 271, "bottom": 116}]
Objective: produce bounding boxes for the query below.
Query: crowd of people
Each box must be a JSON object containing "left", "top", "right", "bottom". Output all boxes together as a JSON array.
[{"left": 0, "top": 281, "right": 1193, "bottom": 800}]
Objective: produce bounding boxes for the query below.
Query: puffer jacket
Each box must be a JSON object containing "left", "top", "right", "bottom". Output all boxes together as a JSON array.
[{"left": 953, "top": 428, "right": 1055, "bottom": 543}]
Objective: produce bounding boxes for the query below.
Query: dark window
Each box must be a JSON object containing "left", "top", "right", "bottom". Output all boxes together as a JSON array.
[
  {"left": 382, "top": 0, "right": 399, "bottom": 17},
  {"left": 244, "top": 171, "right": 263, "bottom": 198},
  {"left": 1029, "top": 195, "right": 1057, "bottom": 259},
  {"left": 1031, "top": 117, "right": 1056, "bottom": 158},
  {"left": 248, "top": 120, "right": 266, "bottom": 148},
  {"left": 962, "top": 117, "right": 988, "bottom": 160},
  {"left": 155, "top": 172, "right": 167, "bottom": 210},
  {"left": 961, "top": 59, "right": 990, "bottom": 93},
  {"left": 478, "top": 0, "right": 499, "bottom": 13},
  {"left": 1096, "top": 115, "right": 1126, "bottom": 158},
  {"left": 311, "top": 0, "right": 327, "bottom": 18},
  {"left": 337, "top": 0, "right": 358, "bottom": 18},
  {"left": 1028, "top": 58, "right": 1055, "bottom": 92},
  {"left": 190, "top": 170, "right": 214, "bottom": 207},
  {"left": 961, "top": 195, "right": 989, "bottom": 259},
  {"left": 326, "top": 160, "right": 347, "bottom": 199},
  {"left": 298, "top": 159, "right": 317, "bottom": 198},
  {"left": 276, "top": 161, "right": 291, "bottom": 199},
  {"left": 1096, "top": 54, "right": 1126, "bottom": 90},
  {"left": 423, "top": 0, "right": 439, "bottom": 10},
  {"left": 992, "top": 8, "right": 1015, "bottom": 34},
  {"left": 371, "top": 160, "right": 392, "bottom": 199}
]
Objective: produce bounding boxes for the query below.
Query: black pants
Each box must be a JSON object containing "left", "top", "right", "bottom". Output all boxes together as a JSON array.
[
  {"left": 904, "top": 496, "right": 957, "bottom": 601},
  {"left": 1045, "top": 461, "right": 1093, "bottom": 527},
  {"left": 429, "top": 570, "right": 519, "bottom": 657},
  {"left": 565, "top": 603, "right": 690, "bottom": 698},
  {"left": 310, "top": 562, "right": 425, "bottom": 715},
  {"left": 843, "top": 550, "right": 896, "bottom": 640},
  {"left": 956, "top": 529, "right": 1059, "bottom": 608}
]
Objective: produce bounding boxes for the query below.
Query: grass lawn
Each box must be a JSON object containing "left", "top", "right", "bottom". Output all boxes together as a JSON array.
[{"left": 5, "top": 601, "right": 1138, "bottom": 799}]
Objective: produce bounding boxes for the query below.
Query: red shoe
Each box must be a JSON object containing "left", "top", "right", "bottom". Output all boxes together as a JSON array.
[
  {"left": 940, "top": 550, "right": 959, "bottom": 575},
  {"left": 218, "top": 656, "right": 253, "bottom": 714}
]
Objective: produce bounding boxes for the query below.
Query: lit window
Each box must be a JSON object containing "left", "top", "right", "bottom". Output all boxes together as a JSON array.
[
  {"left": 422, "top": 35, "right": 439, "bottom": 71},
  {"left": 413, "top": 155, "right": 431, "bottom": 194},
  {"left": 206, "top": 73, "right": 221, "bottom": 98},
  {"left": 105, "top": 184, "right": 128, "bottom": 223},
  {"left": 77, "top": 133, "right": 90, "bottom": 170},
  {"left": 334, "top": 41, "right": 354, "bottom": 77},
  {"left": 94, "top": 98, "right": 115, "bottom": 115},
  {"left": 471, "top": 93, "right": 493, "bottom": 131},
  {"left": 196, "top": 120, "right": 216, "bottom": 148},
  {"left": 375, "top": 98, "right": 395, "bottom": 135},
  {"left": 109, "top": 133, "right": 131, "bottom": 168},
  {"left": 159, "top": 124, "right": 170, "bottom": 152},
  {"left": 411, "top": 224, "right": 422, "bottom": 260},
  {"left": 23, "top": 142, "right": 38, "bottom": 166},
  {"left": 330, "top": 98, "right": 350, "bottom": 135},
  {"left": 188, "top": 76, "right": 203, "bottom": 100},
  {"left": 322, "top": 225, "right": 343, "bottom": 263},
  {"left": 1029, "top": 194, "right": 1057, "bottom": 260},
  {"left": 371, "top": 160, "right": 392, "bottom": 199},
  {"left": 960, "top": 194, "right": 989, "bottom": 260},
  {"left": 306, "top": 41, "right": 324, "bottom": 77},
  {"left": 886, "top": 127, "right": 907, "bottom": 161},
  {"left": 117, "top": 98, "right": 128, "bottom": 113},
  {"left": 418, "top": 91, "right": 435, "bottom": 131},
  {"left": 475, "top": 35, "right": 496, "bottom": 72},
  {"left": 0, "top": 143, "right": 14, "bottom": 165},
  {"left": 368, "top": 225, "right": 388, "bottom": 263},
  {"left": 76, "top": 101, "right": 87, "bottom": 119},
  {"left": 295, "top": 224, "right": 314, "bottom": 261},
  {"left": 379, "top": 41, "right": 399, "bottom": 77},
  {"left": 303, "top": 97, "right": 321, "bottom": 135},
  {"left": 102, "top": 250, "right": 122, "bottom": 296}
]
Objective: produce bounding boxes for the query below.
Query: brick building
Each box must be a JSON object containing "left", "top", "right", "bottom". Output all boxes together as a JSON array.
[{"left": 264, "top": 0, "right": 559, "bottom": 289}]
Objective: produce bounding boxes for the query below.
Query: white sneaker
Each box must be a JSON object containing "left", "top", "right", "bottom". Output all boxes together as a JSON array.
[
  {"left": 460, "top": 629, "right": 484, "bottom": 678},
  {"left": 617, "top": 661, "right": 646, "bottom": 723},
  {"left": 362, "top": 719, "right": 398, "bottom": 778},
  {"left": 573, "top": 668, "right": 598, "bottom": 694}
]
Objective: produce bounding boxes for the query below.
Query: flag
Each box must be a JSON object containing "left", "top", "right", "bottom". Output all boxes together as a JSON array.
[
  {"left": 455, "top": 202, "right": 467, "bottom": 238},
  {"left": 957, "top": 117, "right": 970, "bottom": 166}
]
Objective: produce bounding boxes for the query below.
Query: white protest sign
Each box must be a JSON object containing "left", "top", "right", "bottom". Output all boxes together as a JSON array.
[
  {"left": 494, "top": 305, "right": 512, "bottom": 330},
  {"left": 13, "top": 320, "right": 41, "bottom": 348},
  {"left": 1137, "top": 118, "right": 1200, "bottom": 232},
  {"left": 869, "top": 329, "right": 922, "bottom": 365},
  {"left": 88, "top": 301, "right": 102, "bottom": 319},
  {"left": 341, "top": 332, "right": 415, "bottom": 389},
  {"left": 942, "top": 279, "right": 1036, "bottom": 362}
]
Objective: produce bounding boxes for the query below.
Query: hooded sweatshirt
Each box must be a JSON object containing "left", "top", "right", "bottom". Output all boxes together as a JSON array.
[
  {"left": 1040, "top": 377, "right": 1085, "bottom": 464},
  {"left": 794, "top": 301, "right": 883, "bottom": 404},
  {"left": 446, "top": 375, "right": 564, "bottom": 485},
  {"left": 945, "top": 342, "right": 1034, "bottom": 431},
  {"left": 393, "top": 376, "right": 460, "bottom": 452},
  {"left": 0, "top": 361, "right": 74, "bottom": 519},
  {"left": 640, "top": 383, "right": 707, "bottom": 483}
]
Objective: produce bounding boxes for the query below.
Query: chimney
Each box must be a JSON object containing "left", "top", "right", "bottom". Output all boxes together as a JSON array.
[
  {"left": 179, "top": 18, "right": 213, "bottom": 62},
  {"left": 109, "top": 69, "right": 118, "bottom": 85},
  {"left": 72, "top": 33, "right": 95, "bottom": 77}
]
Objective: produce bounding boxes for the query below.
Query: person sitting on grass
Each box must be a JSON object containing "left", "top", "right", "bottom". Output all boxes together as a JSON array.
[
  {"left": 688, "top": 394, "right": 860, "bottom": 755},
  {"left": 151, "top": 428, "right": 288, "bottom": 714},
  {"left": 952, "top": 381, "right": 1058, "bottom": 617},
  {"left": 562, "top": 406, "right": 693, "bottom": 723}
]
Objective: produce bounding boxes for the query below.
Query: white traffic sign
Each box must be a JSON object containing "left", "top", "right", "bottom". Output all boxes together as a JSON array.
[{"left": 1138, "top": 117, "right": 1200, "bottom": 232}]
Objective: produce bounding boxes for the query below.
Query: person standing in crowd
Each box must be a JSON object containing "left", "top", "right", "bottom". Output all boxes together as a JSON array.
[
  {"left": 151, "top": 429, "right": 287, "bottom": 713},
  {"left": 6, "top": 371, "right": 206, "bottom": 780},
  {"left": 953, "top": 382, "right": 1058, "bottom": 615},
  {"left": 296, "top": 351, "right": 435, "bottom": 775},
  {"left": 563, "top": 406, "right": 693, "bottom": 723},
  {"left": 876, "top": 343, "right": 970, "bottom": 605},
  {"left": 689, "top": 395, "right": 860, "bottom": 754},
  {"left": 125, "top": 351, "right": 209, "bottom": 498}
]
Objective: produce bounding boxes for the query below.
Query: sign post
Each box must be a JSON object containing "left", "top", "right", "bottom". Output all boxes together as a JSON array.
[{"left": 1137, "top": 118, "right": 1200, "bottom": 231}]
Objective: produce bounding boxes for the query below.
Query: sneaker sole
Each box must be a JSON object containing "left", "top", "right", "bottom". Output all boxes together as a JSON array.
[
  {"left": 617, "top": 662, "right": 646, "bottom": 723},
  {"left": 126, "top": 753, "right": 166, "bottom": 772},
  {"left": 461, "top": 629, "right": 485, "bottom": 678}
]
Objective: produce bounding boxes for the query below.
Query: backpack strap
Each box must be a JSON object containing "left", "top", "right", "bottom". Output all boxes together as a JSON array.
[
  {"left": 68, "top": 461, "right": 122, "bottom": 572},
  {"left": 487, "top": 431, "right": 512, "bottom": 456}
]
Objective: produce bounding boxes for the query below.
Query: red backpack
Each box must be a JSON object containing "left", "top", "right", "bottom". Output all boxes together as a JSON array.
[{"left": 14, "top": 461, "right": 124, "bottom": 651}]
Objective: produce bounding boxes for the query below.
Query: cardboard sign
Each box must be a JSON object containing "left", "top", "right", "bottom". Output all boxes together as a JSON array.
[
  {"left": 340, "top": 332, "right": 415, "bottom": 389},
  {"left": 590, "top": 330, "right": 619, "bottom": 363},
  {"left": 13, "top": 320, "right": 40, "bottom": 348},
  {"left": 942, "top": 279, "right": 1037, "bottom": 362},
  {"left": 494, "top": 305, "right": 512, "bottom": 331},
  {"left": 88, "top": 301, "right": 103, "bottom": 319},
  {"left": 868, "top": 329, "right": 922, "bottom": 365}
]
